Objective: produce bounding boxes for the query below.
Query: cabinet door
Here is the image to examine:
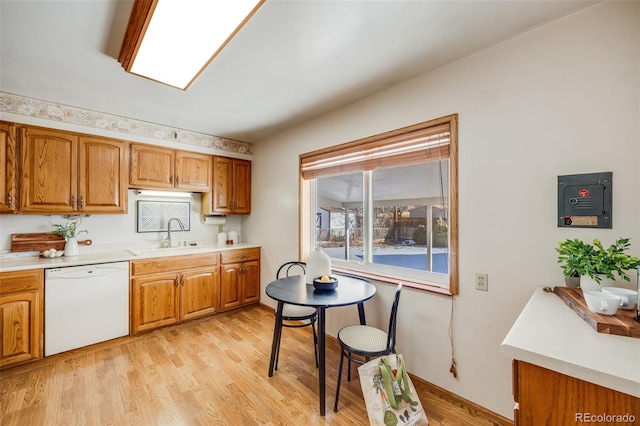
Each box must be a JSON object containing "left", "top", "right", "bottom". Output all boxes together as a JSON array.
[
  {"left": 175, "top": 151, "right": 211, "bottom": 191},
  {"left": 0, "top": 269, "right": 43, "bottom": 369},
  {"left": 181, "top": 267, "right": 219, "bottom": 321},
  {"left": 78, "top": 136, "right": 128, "bottom": 213},
  {"left": 233, "top": 159, "right": 251, "bottom": 214},
  {"left": 515, "top": 360, "right": 640, "bottom": 425},
  {"left": 132, "top": 273, "right": 180, "bottom": 334},
  {"left": 220, "top": 263, "right": 242, "bottom": 311},
  {"left": 129, "top": 144, "right": 175, "bottom": 189},
  {"left": 241, "top": 260, "right": 260, "bottom": 305},
  {"left": 211, "top": 156, "right": 234, "bottom": 213},
  {"left": 20, "top": 127, "right": 78, "bottom": 213},
  {"left": 0, "top": 291, "right": 42, "bottom": 368},
  {"left": 0, "top": 122, "right": 17, "bottom": 213}
]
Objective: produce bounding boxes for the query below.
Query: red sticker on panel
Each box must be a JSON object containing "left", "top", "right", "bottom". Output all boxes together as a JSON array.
[{"left": 578, "top": 189, "right": 589, "bottom": 197}]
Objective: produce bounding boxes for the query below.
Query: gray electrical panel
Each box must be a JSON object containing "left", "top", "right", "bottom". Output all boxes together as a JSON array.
[{"left": 557, "top": 172, "right": 612, "bottom": 229}]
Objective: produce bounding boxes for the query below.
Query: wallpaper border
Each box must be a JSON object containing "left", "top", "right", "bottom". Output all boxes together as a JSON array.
[{"left": 0, "top": 92, "right": 252, "bottom": 155}]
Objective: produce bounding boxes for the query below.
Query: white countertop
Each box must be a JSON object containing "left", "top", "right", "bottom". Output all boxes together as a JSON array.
[
  {"left": 0, "top": 242, "right": 261, "bottom": 273},
  {"left": 500, "top": 287, "right": 640, "bottom": 398}
]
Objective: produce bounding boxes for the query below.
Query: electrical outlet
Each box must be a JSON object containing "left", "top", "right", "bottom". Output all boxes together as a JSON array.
[{"left": 475, "top": 273, "right": 488, "bottom": 291}]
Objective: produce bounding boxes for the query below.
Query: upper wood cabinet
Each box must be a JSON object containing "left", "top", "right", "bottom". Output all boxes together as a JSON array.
[
  {"left": 0, "top": 122, "right": 18, "bottom": 213},
  {"left": 203, "top": 156, "right": 251, "bottom": 215},
  {"left": 176, "top": 150, "right": 212, "bottom": 191},
  {"left": 19, "top": 126, "right": 128, "bottom": 214},
  {"left": 20, "top": 127, "right": 77, "bottom": 213},
  {"left": 129, "top": 144, "right": 211, "bottom": 192},
  {"left": 78, "top": 136, "right": 129, "bottom": 213}
]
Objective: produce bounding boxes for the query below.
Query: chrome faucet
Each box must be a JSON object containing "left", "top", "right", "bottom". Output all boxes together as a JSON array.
[{"left": 166, "top": 217, "right": 186, "bottom": 247}]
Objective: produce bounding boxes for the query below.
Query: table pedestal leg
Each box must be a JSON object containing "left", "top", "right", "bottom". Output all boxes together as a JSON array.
[
  {"left": 357, "top": 302, "right": 367, "bottom": 325},
  {"left": 318, "top": 307, "right": 326, "bottom": 416},
  {"left": 268, "top": 302, "right": 284, "bottom": 377}
]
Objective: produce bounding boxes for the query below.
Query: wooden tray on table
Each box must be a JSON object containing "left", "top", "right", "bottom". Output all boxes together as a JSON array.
[{"left": 553, "top": 287, "right": 640, "bottom": 339}]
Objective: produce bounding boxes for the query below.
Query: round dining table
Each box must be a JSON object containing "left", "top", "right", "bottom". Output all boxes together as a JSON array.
[{"left": 266, "top": 273, "right": 376, "bottom": 416}]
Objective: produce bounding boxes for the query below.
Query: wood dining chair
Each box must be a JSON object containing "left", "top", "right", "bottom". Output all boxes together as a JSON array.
[
  {"left": 333, "top": 283, "right": 402, "bottom": 412},
  {"left": 272, "top": 261, "right": 318, "bottom": 370}
]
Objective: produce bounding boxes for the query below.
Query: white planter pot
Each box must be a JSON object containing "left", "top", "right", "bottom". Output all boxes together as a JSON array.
[{"left": 579, "top": 274, "right": 614, "bottom": 292}]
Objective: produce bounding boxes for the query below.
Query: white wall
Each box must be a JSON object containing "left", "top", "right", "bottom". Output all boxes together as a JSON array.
[{"left": 246, "top": 2, "right": 639, "bottom": 419}]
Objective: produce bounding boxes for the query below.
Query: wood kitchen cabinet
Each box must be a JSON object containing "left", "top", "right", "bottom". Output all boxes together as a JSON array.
[
  {"left": 0, "top": 121, "right": 18, "bottom": 213},
  {"left": 78, "top": 136, "right": 129, "bottom": 213},
  {"left": 129, "top": 143, "right": 211, "bottom": 192},
  {"left": 512, "top": 360, "right": 639, "bottom": 425},
  {"left": 130, "top": 253, "right": 220, "bottom": 334},
  {"left": 220, "top": 248, "right": 260, "bottom": 311},
  {"left": 203, "top": 156, "right": 251, "bottom": 215},
  {"left": 19, "top": 126, "right": 128, "bottom": 213},
  {"left": 0, "top": 269, "right": 43, "bottom": 369}
]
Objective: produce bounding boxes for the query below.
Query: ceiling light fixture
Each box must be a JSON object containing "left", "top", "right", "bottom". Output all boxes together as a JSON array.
[{"left": 119, "top": 0, "right": 265, "bottom": 90}]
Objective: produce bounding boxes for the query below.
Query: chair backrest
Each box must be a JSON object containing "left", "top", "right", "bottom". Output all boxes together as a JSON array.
[
  {"left": 386, "top": 283, "right": 403, "bottom": 353},
  {"left": 276, "top": 261, "right": 306, "bottom": 279}
]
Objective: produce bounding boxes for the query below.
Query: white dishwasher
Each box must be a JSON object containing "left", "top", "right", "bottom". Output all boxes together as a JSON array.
[{"left": 45, "top": 261, "right": 129, "bottom": 356}]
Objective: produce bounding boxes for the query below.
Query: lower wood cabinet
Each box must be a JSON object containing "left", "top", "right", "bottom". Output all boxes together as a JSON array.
[
  {"left": 130, "top": 253, "right": 220, "bottom": 334},
  {"left": 0, "top": 269, "right": 43, "bottom": 369},
  {"left": 512, "top": 360, "right": 639, "bottom": 425},
  {"left": 220, "top": 248, "right": 260, "bottom": 311}
]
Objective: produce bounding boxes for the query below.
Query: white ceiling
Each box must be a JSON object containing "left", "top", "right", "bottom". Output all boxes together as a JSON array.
[{"left": 1, "top": 0, "right": 599, "bottom": 144}]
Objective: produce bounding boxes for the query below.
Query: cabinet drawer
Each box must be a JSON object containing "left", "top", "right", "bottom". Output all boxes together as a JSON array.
[
  {"left": 131, "top": 253, "right": 218, "bottom": 276},
  {"left": 221, "top": 248, "right": 260, "bottom": 264},
  {"left": 0, "top": 269, "right": 43, "bottom": 294}
]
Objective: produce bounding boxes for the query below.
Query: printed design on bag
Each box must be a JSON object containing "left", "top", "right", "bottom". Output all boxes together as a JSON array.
[
  {"left": 375, "top": 356, "right": 421, "bottom": 425},
  {"left": 360, "top": 354, "right": 428, "bottom": 425}
]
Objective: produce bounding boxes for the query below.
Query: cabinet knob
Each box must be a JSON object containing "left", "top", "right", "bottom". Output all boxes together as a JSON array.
[
  {"left": 176, "top": 175, "right": 180, "bottom": 185},
  {"left": 174, "top": 278, "right": 179, "bottom": 287},
  {"left": 71, "top": 194, "right": 77, "bottom": 209},
  {"left": 80, "top": 195, "right": 85, "bottom": 209},
  {"left": 7, "top": 192, "right": 12, "bottom": 209},
  {"left": 170, "top": 175, "right": 174, "bottom": 184},
  {"left": 180, "top": 276, "right": 185, "bottom": 286}
]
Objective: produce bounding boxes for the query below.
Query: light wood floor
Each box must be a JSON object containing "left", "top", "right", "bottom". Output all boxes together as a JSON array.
[{"left": 0, "top": 304, "right": 512, "bottom": 425}]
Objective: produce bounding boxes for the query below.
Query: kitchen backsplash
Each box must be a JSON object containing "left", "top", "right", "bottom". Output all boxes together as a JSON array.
[{"left": 0, "top": 191, "right": 242, "bottom": 252}]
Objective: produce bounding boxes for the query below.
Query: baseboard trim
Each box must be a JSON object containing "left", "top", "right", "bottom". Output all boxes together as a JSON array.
[{"left": 409, "top": 373, "right": 513, "bottom": 426}]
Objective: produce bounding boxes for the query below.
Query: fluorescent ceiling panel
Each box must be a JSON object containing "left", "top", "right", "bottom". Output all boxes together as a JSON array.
[{"left": 123, "top": 0, "right": 263, "bottom": 90}]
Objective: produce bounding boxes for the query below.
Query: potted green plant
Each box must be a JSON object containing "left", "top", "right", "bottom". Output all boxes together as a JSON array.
[
  {"left": 557, "top": 237, "right": 640, "bottom": 291},
  {"left": 50, "top": 219, "right": 88, "bottom": 257},
  {"left": 555, "top": 238, "right": 588, "bottom": 288}
]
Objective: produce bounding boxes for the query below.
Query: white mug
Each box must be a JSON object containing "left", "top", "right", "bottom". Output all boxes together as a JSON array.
[
  {"left": 602, "top": 287, "right": 638, "bottom": 310},
  {"left": 583, "top": 291, "right": 621, "bottom": 315}
]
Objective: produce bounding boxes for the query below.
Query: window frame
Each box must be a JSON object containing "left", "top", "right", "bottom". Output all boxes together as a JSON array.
[{"left": 299, "top": 114, "right": 458, "bottom": 295}]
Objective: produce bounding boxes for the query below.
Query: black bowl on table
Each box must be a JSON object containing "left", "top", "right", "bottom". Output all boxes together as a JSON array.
[{"left": 313, "top": 276, "right": 339, "bottom": 292}]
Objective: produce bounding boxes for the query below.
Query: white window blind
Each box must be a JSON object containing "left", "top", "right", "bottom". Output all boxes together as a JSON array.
[{"left": 300, "top": 122, "right": 450, "bottom": 179}]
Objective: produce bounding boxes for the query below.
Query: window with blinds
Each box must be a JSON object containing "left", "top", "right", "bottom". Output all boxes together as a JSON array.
[{"left": 299, "top": 114, "right": 458, "bottom": 295}]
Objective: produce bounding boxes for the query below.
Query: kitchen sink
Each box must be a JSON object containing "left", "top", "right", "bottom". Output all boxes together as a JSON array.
[{"left": 127, "top": 245, "right": 214, "bottom": 256}]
